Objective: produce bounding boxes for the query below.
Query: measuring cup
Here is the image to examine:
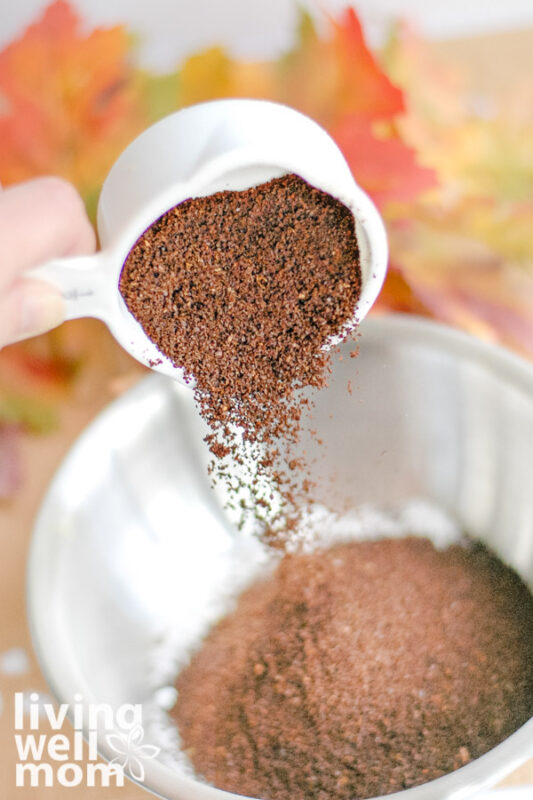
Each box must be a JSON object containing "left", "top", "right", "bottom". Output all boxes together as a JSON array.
[{"left": 30, "top": 99, "right": 388, "bottom": 382}]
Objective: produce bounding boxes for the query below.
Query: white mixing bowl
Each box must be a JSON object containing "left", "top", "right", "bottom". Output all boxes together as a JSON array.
[{"left": 28, "top": 315, "right": 533, "bottom": 800}]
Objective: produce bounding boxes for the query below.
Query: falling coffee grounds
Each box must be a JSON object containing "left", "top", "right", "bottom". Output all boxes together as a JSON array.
[
  {"left": 173, "top": 537, "right": 533, "bottom": 800},
  {"left": 119, "top": 174, "right": 361, "bottom": 540}
]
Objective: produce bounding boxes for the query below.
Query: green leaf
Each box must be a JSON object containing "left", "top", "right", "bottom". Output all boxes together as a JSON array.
[{"left": 0, "top": 394, "right": 58, "bottom": 434}]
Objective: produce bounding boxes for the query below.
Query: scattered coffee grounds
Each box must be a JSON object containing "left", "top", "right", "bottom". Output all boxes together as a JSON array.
[
  {"left": 119, "top": 174, "right": 361, "bottom": 540},
  {"left": 172, "top": 537, "right": 533, "bottom": 800}
]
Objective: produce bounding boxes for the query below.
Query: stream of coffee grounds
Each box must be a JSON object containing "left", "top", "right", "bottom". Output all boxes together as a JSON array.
[
  {"left": 172, "top": 536, "right": 533, "bottom": 800},
  {"left": 119, "top": 174, "right": 361, "bottom": 543}
]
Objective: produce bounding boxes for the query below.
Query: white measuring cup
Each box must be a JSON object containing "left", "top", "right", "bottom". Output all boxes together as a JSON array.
[{"left": 29, "top": 99, "right": 388, "bottom": 382}]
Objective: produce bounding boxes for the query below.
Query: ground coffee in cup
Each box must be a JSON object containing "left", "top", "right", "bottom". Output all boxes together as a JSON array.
[{"left": 119, "top": 174, "right": 362, "bottom": 541}]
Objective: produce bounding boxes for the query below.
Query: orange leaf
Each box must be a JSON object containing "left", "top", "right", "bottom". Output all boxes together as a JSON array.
[
  {"left": 0, "top": 0, "right": 146, "bottom": 200},
  {"left": 333, "top": 115, "right": 437, "bottom": 209},
  {"left": 407, "top": 267, "right": 533, "bottom": 355},
  {"left": 389, "top": 216, "right": 533, "bottom": 356},
  {"left": 373, "top": 263, "right": 431, "bottom": 316},
  {"left": 0, "top": 341, "right": 78, "bottom": 390},
  {"left": 277, "top": 8, "right": 404, "bottom": 128},
  {"left": 332, "top": 8, "right": 404, "bottom": 120}
]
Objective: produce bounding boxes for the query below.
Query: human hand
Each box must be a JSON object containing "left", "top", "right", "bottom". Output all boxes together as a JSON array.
[{"left": 0, "top": 177, "right": 96, "bottom": 349}]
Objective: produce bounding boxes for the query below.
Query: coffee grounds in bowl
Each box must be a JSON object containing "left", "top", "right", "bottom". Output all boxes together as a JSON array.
[
  {"left": 119, "top": 174, "right": 362, "bottom": 541},
  {"left": 172, "top": 537, "right": 533, "bottom": 800}
]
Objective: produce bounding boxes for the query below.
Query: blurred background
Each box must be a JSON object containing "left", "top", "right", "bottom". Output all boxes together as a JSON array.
[
  {"left": 0, "top": 1, "right": 532, "bottom": 797},
  {"left": 2, "top": 0, "right": 533, "bottom": 65}
]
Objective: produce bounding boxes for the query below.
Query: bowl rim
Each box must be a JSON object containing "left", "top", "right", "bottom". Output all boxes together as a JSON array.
[{"left": 27, "top": 313, "right": 533, "bottom": 800}]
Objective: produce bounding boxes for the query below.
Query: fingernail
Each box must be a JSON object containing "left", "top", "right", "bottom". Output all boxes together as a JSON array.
[{"left": 14, "top": 285, "right": 65, "bottom": 342}]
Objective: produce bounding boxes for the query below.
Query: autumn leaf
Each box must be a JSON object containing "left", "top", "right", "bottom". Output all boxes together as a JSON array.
[
  {"left": 179, "top": 47, "right": 233, "bottom": 106},
  {"left": 138, "top": 70, "right": 180, "bottom": 125},
  {"left": 383, "top": 22, "right": 463, "bottom": 129},
  {"left": 0, "top": 394, "right": 57, "bottom": 433},
  {"left": 407, "top": 261, "right": 533, "bottom": 355},
  {"left": 389, "top": 214, "right": 533, "bottom": 353},
  {"left": 331, "top": 8, "right": 404, "bottom": 120},
  {"left": 277, "top": 8, "right": 404, "bottom": 128},
  {"left": 379, "top": 20, "right": 533, "bottom": 350},
  {"left": 273, "top": 10, "right": 436, "bottom": 219},
  {"left": 333, "top": 115, "right": 437, "bottom": 210},
  {"left": 0, "top": 337, "right": 79, "bottom": 394},
  {"left": 372, "top": 262, "right": 432, "bottom": 317},
  {"left": 0, "top": 0, "right": 147, "bottom": 209},
  {"left": 178, "top": 46, "right": 275, "bottom": 108}
]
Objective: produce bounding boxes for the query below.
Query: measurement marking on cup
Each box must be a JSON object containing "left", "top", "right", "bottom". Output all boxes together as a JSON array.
[{"left": 63, "top": 289, "right": 94, "bottom": 300}]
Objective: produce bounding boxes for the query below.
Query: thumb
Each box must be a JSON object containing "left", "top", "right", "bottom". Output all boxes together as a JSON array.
[{"left": 0, "top": 277, "right": 65, "bottom": 349}]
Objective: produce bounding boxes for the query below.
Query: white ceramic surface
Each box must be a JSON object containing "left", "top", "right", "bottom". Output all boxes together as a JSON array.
[{"left": 29, "top": 99, "right": 387, "bottom": 384}]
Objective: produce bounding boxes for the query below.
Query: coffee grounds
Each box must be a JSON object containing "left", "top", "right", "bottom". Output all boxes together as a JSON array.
[
  {"left": 119, "top": 174, "right": 361, "bottom": 540},
  {"left": 172, "top": 537, "right": 533, "bottom": 800}
]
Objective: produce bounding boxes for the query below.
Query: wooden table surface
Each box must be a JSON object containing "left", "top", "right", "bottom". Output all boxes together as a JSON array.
[{"left": 1, "top": 26, "right": 532, "bottom": 799}]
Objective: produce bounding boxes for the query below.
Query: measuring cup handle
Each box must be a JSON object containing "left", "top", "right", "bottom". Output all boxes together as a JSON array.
[{"left": 27, "top": 251, "right": 111, "bottom": 322}]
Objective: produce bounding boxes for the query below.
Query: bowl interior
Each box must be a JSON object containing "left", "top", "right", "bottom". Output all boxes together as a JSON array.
[{"left": 28, "top": 315, "right": 533, "bottom": 800}]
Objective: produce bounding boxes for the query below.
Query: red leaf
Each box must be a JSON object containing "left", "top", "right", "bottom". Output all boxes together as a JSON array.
[
  {"left": 333, "top": 115, "right": 437, "bottom": 209},
  {"left": 0, "top": 342, "right": 78, "bottom": 388},
  {"left": 332, "top": 8, "right": 405, "bottom": 120},
  {"left": 277, "top": 7, "right": 405, "bottom": 127}
]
